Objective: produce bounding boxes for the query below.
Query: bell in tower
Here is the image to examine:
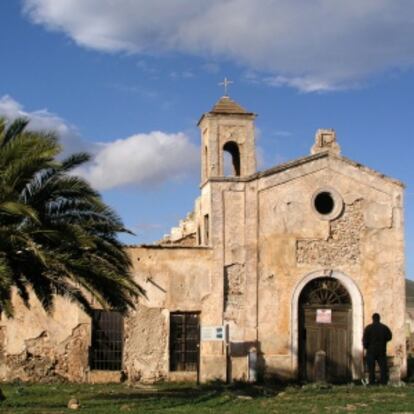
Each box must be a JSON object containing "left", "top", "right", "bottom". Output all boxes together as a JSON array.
[{"left": 197, "top": 94, "right": 257, "bottom": 183}]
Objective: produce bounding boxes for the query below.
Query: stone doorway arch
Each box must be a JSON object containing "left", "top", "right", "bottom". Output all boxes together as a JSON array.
[
  {"left": 299, "top": 277, "right": 352, "bottom": 382},
  {"left": 291, "top": 270, "right": 364, "bottom": 380}
]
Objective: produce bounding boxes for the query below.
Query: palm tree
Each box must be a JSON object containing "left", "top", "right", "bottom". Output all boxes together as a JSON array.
[{"left": 0, "top": 117, "right": 143, "bottom": 318}]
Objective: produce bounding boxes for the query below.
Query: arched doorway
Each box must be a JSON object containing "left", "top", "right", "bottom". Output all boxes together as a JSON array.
[{"left": 299, "top": 277, "right": 352, "bottom": 382}]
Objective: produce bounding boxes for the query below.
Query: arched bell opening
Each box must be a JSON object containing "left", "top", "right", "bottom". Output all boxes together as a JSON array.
[
  {"left": 223, "top": 141, "right": 241, "bottom": 176},
  {"left": 298, "top": 277, "right": 353, "bottom": 383}
]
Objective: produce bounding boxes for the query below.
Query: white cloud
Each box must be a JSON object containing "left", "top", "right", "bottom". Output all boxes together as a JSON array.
[
  {"left": 0, "top": 95, "right": 88, "bottom": 155},
  {"left": 0, "top": 95, "right": 199, "bottom": 190},
  {"left": 22, "top": 0, "right": 414, "bottom": 91},
  {"left": 75, "top": 131, "right": 199, "bottom": 190},
  {"left": 264, "top": 76, "right": 344, "bottom": 93}
]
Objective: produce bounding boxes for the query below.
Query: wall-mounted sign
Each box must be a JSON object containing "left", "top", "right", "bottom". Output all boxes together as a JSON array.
[
  {"left": 316, "top": 309, "right": 332, "bottom": 324},
  {"left": 201, "top": 326, "right": 225, "bottom": 341}
]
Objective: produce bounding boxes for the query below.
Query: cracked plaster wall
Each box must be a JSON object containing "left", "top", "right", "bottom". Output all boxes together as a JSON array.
[
  {"left": 124, "top": 306, "right": 169, "bottom": 383},
  {"left": 126, "top": 246, "right": 212, "bottom": 381},
  {"left": 0, "top": 154, "right": 406, "bottom": 383},
  {"left": 0, "top": 293, "right": 90, "bottom": 382},
  {"left": 297, "top": 199, "right": 365, "bottom": 266},
  {"left": 257, "top": 162, "right": 405, "bottom": 377},
  {"left": 224, "top": 263, "right": 246, "bottom": 323},
  {"left": 223, "top": 190, "right": 247, "bottom": 343}
]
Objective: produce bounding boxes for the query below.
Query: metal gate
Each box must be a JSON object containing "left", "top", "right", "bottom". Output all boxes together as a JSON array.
[
  {"left": 170, "top": 312, "right": 200, "bottom": 371},
  {"left": 90, "top": 310, "right": 123, "bottom": 370}
]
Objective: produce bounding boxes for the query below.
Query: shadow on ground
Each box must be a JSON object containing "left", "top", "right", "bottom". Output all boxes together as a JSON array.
[{"left": 92, "top": 381, "right": 284, "bottom": 404}]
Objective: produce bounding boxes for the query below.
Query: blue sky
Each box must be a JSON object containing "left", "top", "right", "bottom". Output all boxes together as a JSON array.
[{"left": 0, "top": 1, "right": 413, "bottom": 278}]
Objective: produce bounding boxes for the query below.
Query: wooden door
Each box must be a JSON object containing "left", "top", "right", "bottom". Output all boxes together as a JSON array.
[
  {"left": 299, "top": 278, "right": 352, "bottom": 383},
  {"left": 301, "top": 306, "right": 351, "bottom": 382}
]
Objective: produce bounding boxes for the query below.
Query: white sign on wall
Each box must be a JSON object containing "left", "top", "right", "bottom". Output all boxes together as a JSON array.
[
  {"left": 316, "top": 309, "right": 332, "bottom": 324},
  {"left": 201, "top": 326, "right": 225, "bottom": 341}
]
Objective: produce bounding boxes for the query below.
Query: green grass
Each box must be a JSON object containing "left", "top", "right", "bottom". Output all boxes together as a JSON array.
[{"left": 1, "top": 382, "right": 414, "bottom": 413}]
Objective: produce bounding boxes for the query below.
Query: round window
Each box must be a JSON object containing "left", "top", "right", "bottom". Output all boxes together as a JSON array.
[
  {"left": 312, "top": 188, "right": 343, "bottom": 220},
  {"left": 314, "top": 191, "right": 335, "bottom": 215}
]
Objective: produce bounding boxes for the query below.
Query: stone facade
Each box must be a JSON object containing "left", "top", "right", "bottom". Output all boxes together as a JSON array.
[{"left": 0, "top": 96, "right": 407, "bottom": 383}]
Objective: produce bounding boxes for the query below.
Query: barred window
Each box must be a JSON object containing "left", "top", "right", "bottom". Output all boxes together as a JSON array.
[
  {"left": 170, "top": 312, "right": 200, "bottom": 372},
  {"left": 90, "top": 310, "right": 123, "bottom": 371}
]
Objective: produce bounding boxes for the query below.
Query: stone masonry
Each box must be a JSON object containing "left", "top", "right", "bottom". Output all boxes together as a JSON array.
[{"left": 0, "top": 96, "right": 407, "bottom": 384}]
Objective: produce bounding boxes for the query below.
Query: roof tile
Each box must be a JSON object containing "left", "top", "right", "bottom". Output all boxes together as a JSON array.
[{"left": 210, "top": 96, "right": 249, "bottom": 114}]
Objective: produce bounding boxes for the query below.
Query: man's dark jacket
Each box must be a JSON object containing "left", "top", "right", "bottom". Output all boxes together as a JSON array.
[{"left": 363, "top": 321, "right": 392, "bottom": 355}]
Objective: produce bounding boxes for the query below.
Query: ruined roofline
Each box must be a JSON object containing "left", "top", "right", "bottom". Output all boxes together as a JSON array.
[
  {"left": 124, "top": 244, "right": 212, "bottom": 250},
  {"left": 202, "top": 151, "right": 404, "bottom": 188}
]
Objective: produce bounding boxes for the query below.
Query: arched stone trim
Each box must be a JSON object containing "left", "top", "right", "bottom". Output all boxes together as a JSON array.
[{"left": 291, "top": 270, "right": 364, "bottom": 379}]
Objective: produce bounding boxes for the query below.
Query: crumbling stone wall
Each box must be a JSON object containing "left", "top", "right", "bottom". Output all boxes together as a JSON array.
[
  {"left": 123, "top": 306, "right": 169, "bottom": 383},
  {"left": 55, "top": 324, "right": 90, "bottom": 381},
  {"left": 256, "top": 152, "right": 405, "bottom": 380},
  {"left": 0, "top": 147, "right": 405, "bottom": 384},
  {"left": 224, "top": 263, "right": 245, "bottom": 322},
  {"left": 1, "top": 324, "right": 89, "bottom": 383},
  {"left": 160, "top": 232, "right": 196, "bottom": 247},
  {"left": 297, "top": 200, "right": 364, "bottom": 266},
  {"left": 159, "top": 211, "right": 197, "bottom": 246}
]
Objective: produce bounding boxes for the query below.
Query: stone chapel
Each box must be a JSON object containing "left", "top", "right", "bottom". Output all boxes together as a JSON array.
[{"left": 0, "top": 95, "right": 406, "bottom": 384}]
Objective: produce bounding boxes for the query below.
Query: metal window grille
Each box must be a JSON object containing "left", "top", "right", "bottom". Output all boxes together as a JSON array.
[
  {"left": 90, "top": 310, "right": 123, "bottom": 371},
  {"left": 300, "top": 277, "right": 351, "bottom": 306},
  {"left": 170, "top": 312, "right": 200, "bottom": 372}
]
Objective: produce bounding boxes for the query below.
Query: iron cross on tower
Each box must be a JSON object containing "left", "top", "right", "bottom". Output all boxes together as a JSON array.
[{"left": 219, "top": 77, "right": 233, "bottom": 96}]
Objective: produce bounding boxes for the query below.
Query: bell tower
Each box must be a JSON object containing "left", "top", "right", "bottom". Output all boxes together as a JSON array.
[{"left": 198, "top": 95, "right": 257, "bottom": 183}]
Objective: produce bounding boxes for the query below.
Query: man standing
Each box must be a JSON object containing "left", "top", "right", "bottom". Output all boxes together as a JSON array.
[{"left": 363, "top": 313, "right": 392, "bottom": 385}]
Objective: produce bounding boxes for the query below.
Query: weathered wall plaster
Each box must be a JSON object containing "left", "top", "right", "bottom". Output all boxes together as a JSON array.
[
  {"left": 0, "top": 97, "right": 406, "bottom": 384},
  {"left": 0, "top": 294, "right": 90, "bottom": 382}
]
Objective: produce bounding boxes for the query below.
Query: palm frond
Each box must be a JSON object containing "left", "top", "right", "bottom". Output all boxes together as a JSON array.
[
  {"left": 61, "top": 152, "right": 91, "bottom": 171},
  {"left": 0, "top": 201, "right": 40, "bottom": 223},
  {"left": 0, "top": 256, "right": 14, "bottom": 317},
  {"left": 0, "top": 118, "right": 142, "bottom": 317},
  {"left": 1, "top": 117, "right": 29, "bottom": 147}
]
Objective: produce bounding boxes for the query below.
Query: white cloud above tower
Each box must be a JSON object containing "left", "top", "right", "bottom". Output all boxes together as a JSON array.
[{"left": 23, "top": 0, "right": 414, "bottom": 91}]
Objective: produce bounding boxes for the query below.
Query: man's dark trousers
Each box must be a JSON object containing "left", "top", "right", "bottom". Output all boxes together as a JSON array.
[{"left": 366, "top": 353, "right": 388, "bottom": 385}]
